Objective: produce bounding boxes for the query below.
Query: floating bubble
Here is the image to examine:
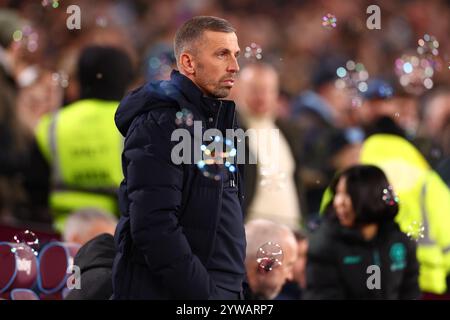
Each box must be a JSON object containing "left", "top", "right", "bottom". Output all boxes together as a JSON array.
[
  {"left": 12, "top": 30, "right": 23, "bottom": 42},
  {"left": 336, "top": 67, "right": 347, "bottom": 78},
  {"left": 197, "top": 137, "right": 237, "bottom": 180},
  {"left": 417, "top": 34, "right": 439, "bottom": 57},
  {"left": 335, "top": 78, "right": 346, "bottom": 90},
  {"left": 12, "top": 230, "right": 39, "bottom": 256},
  {"left": 12, "top": 25, "right": 39, "bottom": 53},
  {"left": 423, "top": 78, "right": 433, "bottom": 89},
  {"left": 403, "top": 62, "right": 413, "bottom": 74},
  {"left": 382, "top": 185, "right": 399, "bottom": 206},
  {"left": 395, "top": 54, "right": 435, "bottom": 95},
  {"left": 406, "top": 221, "right": 425, "bottom": 242},
  {"left": 346, "top": 60, "right": 356, "bottom": 71},
  {"left": 175, "top": 108, "right": 194, "bottom": 127},
  {"left": 358, "top": 82, "right": 368, "bottom": 92},
  {"left": 41, "top": 0, "right": 59, "bottom": 8},
  {"left": 244, "top": 43, "right": 263, "bottom": 60},
  {"left": 52, "top": 71, "right": 69, "bottom": 88},
  {"left": 335, "top": 60, "right": 369, "bottom": 107},
  {"left": 322, "top": 13, "right": 337, "bottom": 29},
  {"left": 256, "top": 242, "right": 283, "bottom": 272},
  {"left": 147, "top": 51, "right": 174, "bottom": 81}
]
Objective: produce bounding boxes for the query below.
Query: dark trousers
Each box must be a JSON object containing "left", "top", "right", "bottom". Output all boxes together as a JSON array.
[{"left": 209, "top": 285, "right": 243, "bottom": 300}]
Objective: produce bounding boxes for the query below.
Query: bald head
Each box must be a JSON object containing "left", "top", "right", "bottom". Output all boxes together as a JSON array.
[
  {"left": 63, "top": 208, "right": 118, "bottom": 246},
  {"left": 237, "top": 63, "right": 280, "bottom": 118},
  {"left": 245, "top": 219, "right": 297, "bottom": 299}
]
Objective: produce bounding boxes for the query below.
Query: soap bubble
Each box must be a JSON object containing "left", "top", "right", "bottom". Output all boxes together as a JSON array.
[
  {"left": 256, "top": 242, "right": 284, "bottom": 272},
  {"left": 335, "top": 60, "right": 369, "bottom": 107},
  {"left": 12, "top": 230, "right": 39, "bottom": 256},
  {"left": 322, "top": 13, "right": 337, "bottom": 29},
  {"left": 175, "top": 108, "right": 194, "bottom": 127},
  {"left": 406, "top": 221, "right": 425, "bottom": 242},
  {"left": 244, "top": 43, "right": 263, "bottom": 60},
  {"left": 395, "top": 54, "right": 435, "bottom": 95},
  {"left": 197, "top": 137, "right": 237, "bottom": 180}
]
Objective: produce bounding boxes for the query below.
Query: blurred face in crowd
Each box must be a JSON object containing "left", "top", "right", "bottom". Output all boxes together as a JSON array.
[
  {"left": 252, "top": 234, "right": 297, "bottom": 299},
  {"left": 237, "top": 65, "right": 279, "bottom": 118},
  {"left": 180, "top": 31, "right": 240, "bottom": 98},
  {"left": 333, "top": 177, "right": 356, "bottom": 227},
  {"left": 319, "top": 83, "right": 353, "bottom": 127},
  {"left": 65, "top": 219, "right": 117, "bottom": 246},
  {"left": 423, "top": 93, "right": 450, "bottom": 139},
  {"left": 17, "top": 71, "right": 63, "bottom": 130}
]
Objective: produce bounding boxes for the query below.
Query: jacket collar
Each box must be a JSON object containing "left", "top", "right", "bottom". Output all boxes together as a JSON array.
[{"left": 170, "top": 70, "right": 235, "bottom": 119}]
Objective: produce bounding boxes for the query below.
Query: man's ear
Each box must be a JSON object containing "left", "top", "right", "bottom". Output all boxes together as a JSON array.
[{"left": 180, "top": 52, "right": 196, "bottom": 75}]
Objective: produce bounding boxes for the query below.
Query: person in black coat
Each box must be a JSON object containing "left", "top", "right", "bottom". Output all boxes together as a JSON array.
[
  {"left": 65, "top": 233, "right": 115, "bottom": 300},
  {"left": 112, "top": 16, "right": 246, "bottom": 300},
  {"left": 305, "top": 165, "right": 420, "bottom": 300}
]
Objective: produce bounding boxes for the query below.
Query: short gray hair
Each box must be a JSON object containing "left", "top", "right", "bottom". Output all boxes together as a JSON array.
[
  {"left": 63, "top": 207, "right": 117, "bottom": 242},
  {"left": 174, "top": 16, "right": 236, "bottom": 68}
]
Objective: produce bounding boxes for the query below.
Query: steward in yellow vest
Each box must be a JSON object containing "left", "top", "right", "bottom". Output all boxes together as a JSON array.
[{"left": 36, "top": 46, "right": 133, "bottom": 231}]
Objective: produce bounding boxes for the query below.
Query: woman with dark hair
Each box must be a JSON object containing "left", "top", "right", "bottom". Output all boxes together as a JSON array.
[{"left": 304, "top": 165, "right": 420, "bottom": 299}]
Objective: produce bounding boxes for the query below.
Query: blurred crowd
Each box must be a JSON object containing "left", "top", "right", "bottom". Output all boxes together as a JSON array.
[{"left": 0, "top": 0, "right": 449, "bottom": 300}]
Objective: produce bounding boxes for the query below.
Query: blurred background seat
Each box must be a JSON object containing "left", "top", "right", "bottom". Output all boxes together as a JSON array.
[{"left": 37, "top": 242, "right": 80, "bottom": 300}]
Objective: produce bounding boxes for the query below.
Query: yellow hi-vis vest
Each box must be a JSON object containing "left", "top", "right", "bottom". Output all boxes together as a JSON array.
[
  {"left": 36, "top": 99, "right": 123, "bottom": 231},
  {"left": 359, "top": 134, "right": 450, "bottom": 294}
]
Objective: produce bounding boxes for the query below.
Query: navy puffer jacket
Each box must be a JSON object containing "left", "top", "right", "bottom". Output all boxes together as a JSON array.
[{"left": 112, "top": 70, "right": 244, "bottom": 299}]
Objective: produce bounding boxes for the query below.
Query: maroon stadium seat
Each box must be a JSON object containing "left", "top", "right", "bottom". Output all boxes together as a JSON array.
[
  {"left": 37, "top": 242, "right": 80, "bottom": 300},
  {"left": 0, "top": 243, "right": 39, "bottom": 298}
]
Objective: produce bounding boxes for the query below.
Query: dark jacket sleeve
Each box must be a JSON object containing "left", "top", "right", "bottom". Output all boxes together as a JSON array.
[
  {"left": 399, "top": 239, "right": 421, "bottom": 299},
  {"left": 124, "top": 111, "right": 215, "bottom": 299},
  {"left": 304, "top": 232, "right": 346, "bottom": 299}
]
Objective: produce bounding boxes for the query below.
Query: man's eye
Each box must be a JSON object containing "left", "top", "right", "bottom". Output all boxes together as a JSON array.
[{"left": 217, "top": 52, "right": 226, "bottom": 58}]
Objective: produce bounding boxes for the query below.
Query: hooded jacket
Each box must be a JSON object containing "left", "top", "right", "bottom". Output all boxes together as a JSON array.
[
  {"left": 112, "top": 70, "right": 245, "bottom": 299},
  {"left": 65, "top": 233, "right": 115, "bottom": 300},
  {"left": 305, "top": 215, "right": 420, "bottom": 300}
]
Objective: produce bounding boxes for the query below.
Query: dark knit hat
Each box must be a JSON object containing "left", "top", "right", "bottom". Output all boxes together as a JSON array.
[{"left": 78, "top": 45, "right": 134, "bottom": 101}]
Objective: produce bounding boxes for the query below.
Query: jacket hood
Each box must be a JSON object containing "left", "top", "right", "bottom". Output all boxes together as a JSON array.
[
  {"left": 114, "top": 79, "right": 178, "bottom": 136},
  {"left": 75, "top": 233, "right": 116, "bottom": 273},
  {"left": 115, "top": 70, "right": 211, "bottom": 137}
]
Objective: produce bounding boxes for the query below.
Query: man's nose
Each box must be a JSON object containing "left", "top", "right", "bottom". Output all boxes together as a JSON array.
[{"left": 227, "top": 55, "right": 240, "bottom": 73}]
